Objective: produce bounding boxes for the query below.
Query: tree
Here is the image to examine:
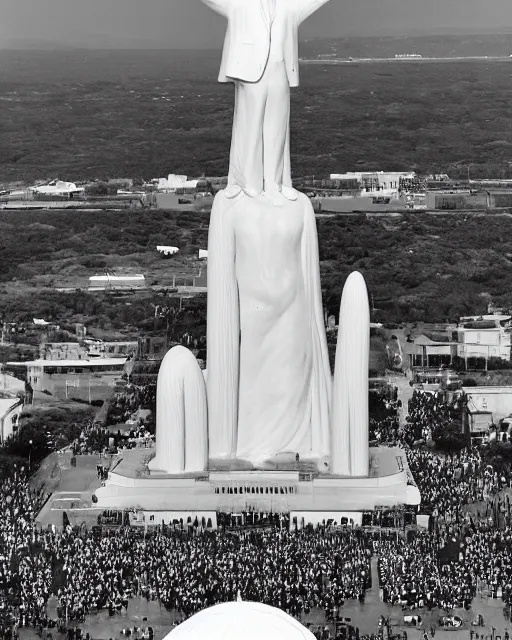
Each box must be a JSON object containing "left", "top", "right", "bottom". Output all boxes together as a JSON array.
[{"left": 433, "top": 421, "right": 468, "bottom": 454}]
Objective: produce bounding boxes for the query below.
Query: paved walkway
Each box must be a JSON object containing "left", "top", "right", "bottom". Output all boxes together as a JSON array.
[
  {"left": 35, "top": 452, "right": 107, "bottom": 529},
  {"left": 366, "top": 558, "right": 381, "bottom": 605},
  {"left": 388, "top": 373, "right": 414, "bottom": 426},
  {"left": 16, "top": 588, "right": 512, "bottom": 640}
]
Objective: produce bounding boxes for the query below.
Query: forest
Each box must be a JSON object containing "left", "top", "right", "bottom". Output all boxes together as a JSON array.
[
  {"left": 1, "top": 45, "right": 512, "bottom": 184},
  {"left": 0, "top": 210, "right": 511, "bottom": 333}
]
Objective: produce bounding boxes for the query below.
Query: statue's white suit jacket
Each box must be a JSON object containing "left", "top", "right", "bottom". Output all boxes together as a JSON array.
[{"left": 202, "top": 0, "right": 330, "bottom": 86}]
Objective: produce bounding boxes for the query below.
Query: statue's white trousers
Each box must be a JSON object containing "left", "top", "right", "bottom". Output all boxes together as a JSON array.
[{"left": 229, "top": 61, "right": 290, "bottom": 194}]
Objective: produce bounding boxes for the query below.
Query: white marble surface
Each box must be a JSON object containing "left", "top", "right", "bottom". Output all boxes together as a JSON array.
[
  {"left": 207, "top": 191, "right": 331, "bottom": 466},
  {"left": 165, "top": 601, "right": 316, "bottom": 640},
  {"left": 148, "top": 346, "right": 208, "bottom": 474},
  {"left": 202, "top": 0, "right": 330, "bottom": 197},
  {"left": 331, "top": 272, "right": 370, "bottom": 476}
]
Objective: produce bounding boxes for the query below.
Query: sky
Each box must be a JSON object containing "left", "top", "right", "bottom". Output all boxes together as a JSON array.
[{"left": 1, "top": 0, "right": 511, "bottom": 49}]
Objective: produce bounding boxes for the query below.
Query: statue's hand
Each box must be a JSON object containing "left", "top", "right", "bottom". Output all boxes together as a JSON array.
[
  {"left": 200, "top": 0, "right": 230, "bottom": 18},
  {"left": 295, "top": 0, "right": 331, "bottom": 26}
]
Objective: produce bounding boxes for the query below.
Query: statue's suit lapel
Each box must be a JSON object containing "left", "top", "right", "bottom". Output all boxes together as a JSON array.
[{"left": 260, "top": 0, "right": 272, "bottom": 30}]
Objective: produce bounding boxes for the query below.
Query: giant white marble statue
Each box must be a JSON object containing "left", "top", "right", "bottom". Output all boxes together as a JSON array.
[
  {"left": 206, "top": 192, "right": 332, "bottom": 466},
  {"left": 149, "top": 0, "right": 372, "bottom": 477},
  {"left": 203, "top": 0, "right": 333, "bottom": 468},
  {"left": 202, "top": 0, "right": 330, "bottom": 202}
]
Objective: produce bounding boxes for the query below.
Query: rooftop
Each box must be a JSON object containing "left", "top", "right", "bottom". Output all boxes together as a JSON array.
[
  {"left": 0, "top": 398, "right": 22, "bottom": 417},
  {"left": 7, "top": 358, "right": 127, "bottom": 368}
]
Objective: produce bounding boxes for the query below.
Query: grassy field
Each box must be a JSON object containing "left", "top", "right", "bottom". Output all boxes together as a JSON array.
[{"left": 1, "top": 46, "right": 512, "bottom": 184}]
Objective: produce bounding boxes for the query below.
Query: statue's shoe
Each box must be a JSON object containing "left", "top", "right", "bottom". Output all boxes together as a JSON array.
[
  {"left": 224, "top": 185, "right": 261, "bottom": 199},
  {"left": 280, "top": 185, "right": 300, "bottom": 201},
  {"left": 243, "top": 186, "right": 260, "bottom": 198},
  {"left": 223, "top": 185, "right": 243, "bottom": 199}
]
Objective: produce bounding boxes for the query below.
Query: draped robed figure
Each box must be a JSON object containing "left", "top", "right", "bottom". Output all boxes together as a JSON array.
[{"left": 202, "top": 0, "right": 333, "bottom": 466}]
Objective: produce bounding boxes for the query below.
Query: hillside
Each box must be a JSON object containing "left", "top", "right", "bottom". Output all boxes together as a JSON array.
[{"left": 1, "top": 210, "right": 511, "bottom": 330}]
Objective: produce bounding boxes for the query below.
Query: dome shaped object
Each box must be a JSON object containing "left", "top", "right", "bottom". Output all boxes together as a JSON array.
[
  {"left": 163, "top": 601, "right": 316, "bottom": 640},
  {"left": 331, "top": 270, "right": 370, "bottom": 477},
  {"left": 149, "top": 345, "right": 207, "bottom": 474}
]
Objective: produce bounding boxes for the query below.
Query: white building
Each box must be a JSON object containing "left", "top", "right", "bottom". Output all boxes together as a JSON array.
[
  {"left": 30, "top": 181, "right": 85, "bottom": 197},
  {"left": 457, "top": 316, "right": 511, "bottom": 363},
  {"left": 464, "top": 387, "right": 512, "bottom": 440},
  {"left": 0, "top": 371, "right": 25, "bottom": 396},
  {"left": 157, "top": 246, "right": 179, "bottom": 256},
  {"left": 154, "top": 174, "right": 199, "bottom": 192},
  {"left": 7, "top": 359, "right": 126, "bottom": 392},
  {"left": 0, "top": 398, "right": 23, "bottom": 443},
  {"left": 88, "top": 274, "right": 146, "bottom": 291},
  {"left": 329, "top": 171, "right": 416, "bottom": 192}
]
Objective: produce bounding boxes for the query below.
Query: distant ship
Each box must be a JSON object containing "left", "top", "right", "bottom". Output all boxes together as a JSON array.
[{"left": 395, "top": 54, "right": 423, "bottom": 59}]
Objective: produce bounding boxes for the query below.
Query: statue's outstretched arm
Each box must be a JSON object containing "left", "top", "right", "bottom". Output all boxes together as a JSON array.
[
  {"left": 200, "top": 0, "right": 232, "bottom": 18},
  {"left": 294, "top": 0, "right": 331, "bottom": 25}
]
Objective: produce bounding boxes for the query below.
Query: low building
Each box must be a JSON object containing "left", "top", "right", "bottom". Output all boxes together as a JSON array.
[
  {"left": 88, "top": 274, "right": 146, "bottom": 291},
  {"left": 152, "top": 193, "right": 196, "bottom": 210},
  {"left": 406, "top": 316, "right": 512, "bottom": 370},
  {"left": 329, "top": 171, "right": 416, "bottom": 191},
  {"left": 457, "top": 317, "right": 511, "bottom": 364},
  {"left": 85, "top": 341, "right": 137, "bottom": 358},
  {"left": 157, "top": 246, "right": 179, "bottom": 257},
  {"left": 317, "top": 195, "right": 407, "bottom": 213},
  {"left": 486, "top": 190, "right": 512, "bottom": 208},
  {"left": 426, "top": 192, "right": 468, "bottom": 210},
  {"left": 137, "top": 337, "right": 169, "bottom": 361},
  {"left": 40, "top": 343, "right": 84, "bottom": 361},
  {"left": 6, "top": 359, "right": 127, "bottom": 399},
  {"left": 30, "top": 181, "right": 85, "bottom": 199},
  {"left": 405, "top": 193, "right": 427, "bottom": 209},
  {"left": 0, "top": 398, "right": 23, "bottom": 443},
  {"left": 405, "top": 334, "right": 457, "bottom": 369},
  {"left": 426, "top": 191, "right": 490, "bottom": 210},
  {"left": 464, "top": 386, "right": 512, "bottom": 441},
  {"left": 151, "top": 174, "right": 200, "bottom": 193},
  {"left": 39, "top": 341, "right": 137, "bottom": 361}
]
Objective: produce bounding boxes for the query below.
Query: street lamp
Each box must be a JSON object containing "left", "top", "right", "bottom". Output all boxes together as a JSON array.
[{"left": 28, "top": 439, "right": 33, "bottom": 468}]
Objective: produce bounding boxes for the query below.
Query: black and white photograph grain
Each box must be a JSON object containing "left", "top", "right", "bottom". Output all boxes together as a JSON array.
[{"left": 1, "top": 1, "right": 512, "bottom": 639}]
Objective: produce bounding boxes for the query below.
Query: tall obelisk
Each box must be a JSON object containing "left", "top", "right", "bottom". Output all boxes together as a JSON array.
[
  {"left": 331, "top": 271, "right": 370, "bottom": 476},
  {"left": 148, "top": 346, "right": 208, "bottom": 474}
]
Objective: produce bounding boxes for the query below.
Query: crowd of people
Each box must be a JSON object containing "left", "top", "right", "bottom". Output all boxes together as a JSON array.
[
  {"left": 0, "top": 465, "right": 50, "bottom": 634},
  {"left": 131, "top": 528, "right": 371, "bottom": 619},
  {"left": 368, "top": 388, "right": 403, "bottom": 445},
  {"left": 1, "top": 384, "right": 512, "bottom": 640},
  {"left": 377, "top": 517, "right": 512, "bottom": 612},
  {"left": 71, "top": 422, "right": 153, "bottom": 459},
  {"left": 406, "top": 448, "right": 495, "bottom": 518},
  {"left": 107, "top": 385, "right": 156, "bottom": 427},
  {"left": 403, "top": 390, "right": 463, "bottom": 446}
]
